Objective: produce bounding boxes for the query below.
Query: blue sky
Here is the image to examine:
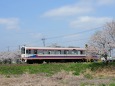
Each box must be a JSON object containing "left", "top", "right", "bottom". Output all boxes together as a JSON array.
[{"left": 0, "top": 0, "right": 115, "bottom": 51}]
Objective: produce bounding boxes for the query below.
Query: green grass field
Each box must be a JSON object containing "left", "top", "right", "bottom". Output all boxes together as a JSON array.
[
  {"left": 0, "top": 62, "right": 115, "bottom": 75},
  {"left": 0, "top": 62, "right": 115, "bottom": 86}
]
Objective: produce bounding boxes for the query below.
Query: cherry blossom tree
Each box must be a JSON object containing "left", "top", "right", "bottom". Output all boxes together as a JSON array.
[{"left": 88, "top": 20, "right": 115, "bottom": 63}]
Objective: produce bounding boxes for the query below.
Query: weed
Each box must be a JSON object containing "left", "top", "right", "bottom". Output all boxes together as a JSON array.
[
  {"left": 109, "top": 83, "right": 115, "bottom": 86},
  {"left": 84, "top": 73, "right": 93, "bottom": 79},
  {"left": 80, "top": 82, "right": 95, "bottom": 86},
  {"left": 5, "top": 75, "right": 11, "bottom": 78}
]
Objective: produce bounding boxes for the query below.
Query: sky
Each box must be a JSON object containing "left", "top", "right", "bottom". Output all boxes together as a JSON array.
[{"left": 0, "top": 0, "right": 115, "bottom": 51}]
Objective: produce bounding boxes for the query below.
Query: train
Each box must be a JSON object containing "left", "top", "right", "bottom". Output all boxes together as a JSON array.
[{"left": 21, "top": 46, "right": 98, "bottom": 63}]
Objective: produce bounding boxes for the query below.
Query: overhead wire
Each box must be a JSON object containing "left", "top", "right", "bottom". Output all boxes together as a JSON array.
[
  {"left": 2, "top": 26, "right": 103, "bottom": 49},
  {"left": 45, "top": 26, "right": 103, "bottom": 46},
  {"left": 46, "top": 26, "right": 103, "bottom": 40}
]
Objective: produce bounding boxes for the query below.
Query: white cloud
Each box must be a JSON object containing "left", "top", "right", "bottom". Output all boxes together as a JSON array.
[
  {"left": 97, "top": 0, "right": 115, "bottom": 5},
  {"left": 70, "top": 16, "right": 112, "bottom": 29},
  {"left": 0, "top": 18, "right": 19, "bottom": 30},
  {"left": 42, "top": 2, "right": 93, "bottom": 17},
  {"left": 41, "top": 0, "right": 115, "bottom": 18}
]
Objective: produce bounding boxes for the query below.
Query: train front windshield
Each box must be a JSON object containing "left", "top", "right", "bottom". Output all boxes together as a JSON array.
[{"left": 21, "top": 47, "right": 25, "bottom": 54}]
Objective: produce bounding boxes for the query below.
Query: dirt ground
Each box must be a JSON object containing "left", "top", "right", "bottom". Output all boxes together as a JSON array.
[{"left": 0, "top": 71, "right": 114, "bottom": 86}]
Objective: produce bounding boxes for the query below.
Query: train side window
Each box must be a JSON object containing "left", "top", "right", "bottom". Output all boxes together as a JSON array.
[
  {"left": 38, "top": 50, "right": 43, "bottom": 54},
  {"left": 55, "top": 50, "right": 61, "bottom": 54},
  {"left": 64, "top": 50, "right": 69, "bottom": 54},
  {"left": 61, "top": 50, "right": 64, "bottom": 54},
  {"left": 74, "top": 50, "right": 78, "bottom": 54},
  {"left": 69, "top": 50, "right": 72, "bottom": 54},
  {"left": 71, "top": 50, "right": 75, "bottom": 54},
  {"left": 28, "top": 49, "right": 31, "bottom": 54},
  {"left": 48, "top": 51, "right": 51, "bottom": 54},
  {"left": 58, "top": 50, "right": 61, "bottom": 54},
  {"left": 44, "top": 50, "right": 48, "bottom": 54},
  {"left": 64, "top": 50, "right": 66, "bottom": 54},
  {"left": 26, "top": 49, "right": 31, "bottom": 54},
  {"left": 34, "top": 50, "right": 37, "bottom": 54},
  {"left": 80, "top": 51, "right": 83, "bottom": 55},
  {"left": 52, "top": 50, "right": 55, "bottom": 54},
  {"left": 48, "top": 50, "right": 55, "bottom": 54},
  {"left": 26, "top": 50, "right": 29, "bottom": 54}
]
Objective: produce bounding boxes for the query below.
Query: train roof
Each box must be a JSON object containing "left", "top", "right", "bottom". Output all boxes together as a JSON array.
[{"left": 22, "top": 46, "right": 86, "bottom": 50}]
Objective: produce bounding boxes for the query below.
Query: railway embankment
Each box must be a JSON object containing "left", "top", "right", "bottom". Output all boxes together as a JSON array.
[{"left": 0, "top": 62, "right": 115, "bottom": 86}]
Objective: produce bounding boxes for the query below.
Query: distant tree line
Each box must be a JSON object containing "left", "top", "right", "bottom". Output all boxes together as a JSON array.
[{"left": 0, "top": 51, "right": 22, "bottom": 64}]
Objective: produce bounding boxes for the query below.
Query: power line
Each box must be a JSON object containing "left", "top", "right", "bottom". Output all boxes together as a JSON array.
[
  {"left": 2, "top": 26, "right": 103, "bottom": 49},
  {"left": 46, "top": 26, "right": 102, "bottom": 40},
  {"left": 44, "top": 26, "right": 103, "bottom": 46},
  {"left": 30, "top": 26, "right": 103, "bottom": 46},
  {"left": 46, "top": 37, "right": 89, "bottom": 46}
]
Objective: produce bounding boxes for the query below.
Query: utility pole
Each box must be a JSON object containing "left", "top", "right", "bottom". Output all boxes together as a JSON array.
[
  {"left": 19, "top": 45, "right": 21, "bottom": 50},
  {"left": 41, "top": 38, "right": 46, "bottom": 47}
]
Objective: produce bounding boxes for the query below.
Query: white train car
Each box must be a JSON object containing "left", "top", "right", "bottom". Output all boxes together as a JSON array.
[{"left": 21, "top": 46, "right": 98, "bottom": 63}]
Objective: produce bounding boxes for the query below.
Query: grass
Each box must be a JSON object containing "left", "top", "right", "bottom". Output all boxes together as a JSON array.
[
  {"left": 89, "top": 62, "right": 115, "bottom": 71},
  {"left": 80, "top": 82, "right": 96, "bottom": 86},
  {"left": 80, "top": 83, "right": 115, "bottom": 86},
  {"left": 0, "top": 62, "right": 115, "bottom": 85},
  {"left": 109, "top": 83, "right": 115, "bottom": 86},
  {"left": 0, "top": 63, "right": 88, "bottom": 76},
  {"left": 0, "top": 62, "right": 115, "bottom": 76}
]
